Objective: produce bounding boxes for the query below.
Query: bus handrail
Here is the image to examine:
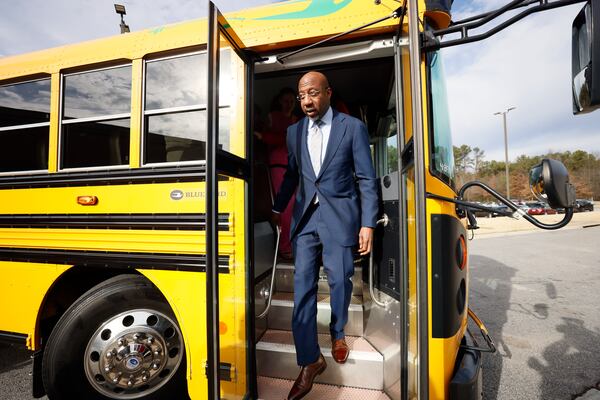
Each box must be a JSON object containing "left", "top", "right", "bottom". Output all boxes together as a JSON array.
[
  {"left": 369, "top": 214, "right": 392, "bottom": 308},
  {"left": 257, "top": 226, "right": 281, "bottom": 319}
]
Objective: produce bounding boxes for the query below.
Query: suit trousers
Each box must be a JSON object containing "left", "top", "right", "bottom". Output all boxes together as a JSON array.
[{"left": 291, "top": 202, "right": 355, "bottom": 366}]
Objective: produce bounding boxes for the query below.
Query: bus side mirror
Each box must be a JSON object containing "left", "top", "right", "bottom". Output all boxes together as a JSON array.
[
  {"left": 529, "top": 159, "right": 576, "bottom": 209},
  {"left": 572, "top": 1, "right": 600, "bottom": 114}
]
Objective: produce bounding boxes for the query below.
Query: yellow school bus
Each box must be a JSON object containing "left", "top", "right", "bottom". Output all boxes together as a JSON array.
[{"left": 0, "top": 0, "right": 593, "bottom": 399}]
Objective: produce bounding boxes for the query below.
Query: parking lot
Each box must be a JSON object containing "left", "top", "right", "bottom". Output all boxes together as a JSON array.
[
  {"left": 468, "top": 210, "right": 600, "bottom": 399},
  {"left": 471, "top": 205, "right": 600, "bottom": 237}
]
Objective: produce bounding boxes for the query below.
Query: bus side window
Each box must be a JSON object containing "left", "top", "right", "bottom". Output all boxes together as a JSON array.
[
  {"left": 143, "top": 53, "right": 208, "bottom": 164},
  {"left": 61, "top": 65, "right": 131, "bottom": 169},
  {"left": 0, "top": 78, "right": 51, "bottom": 173}
]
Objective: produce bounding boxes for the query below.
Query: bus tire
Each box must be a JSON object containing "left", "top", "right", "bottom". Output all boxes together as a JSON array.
[{"left": 42, "top": 274, "right": 188, "bottom": 400}]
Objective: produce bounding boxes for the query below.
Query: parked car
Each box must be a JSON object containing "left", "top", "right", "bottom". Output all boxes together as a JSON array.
[
  {"left": 525, "top": 202, "right": 545, "bottom": 215},
  {"left": 544, "top": 206, "right": 558, "bottom": 215},
  {"left": 575, "top": 199, "right": 594, "bottom": 212}
]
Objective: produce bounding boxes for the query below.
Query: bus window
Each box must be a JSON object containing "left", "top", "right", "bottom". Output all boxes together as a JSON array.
[
  {"left": 0, "top": 78, "right": 50, "bottom": 172},
  {"left": 61, "top": 65, "right": 131, "bottom": 169},
  {"left": 144, "top": 53, "right": 207, "bottom": 164},
  {"left": 428, "top": 51, "right": 455, "bottom": 186},
  {"left": 143, "top": 50, "right": 236, "bottom": 165}
]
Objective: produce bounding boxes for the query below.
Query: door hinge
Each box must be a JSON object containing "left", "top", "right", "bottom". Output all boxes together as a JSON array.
[{"left": 205, "top": 361, "right": 235, "bottom": 382}]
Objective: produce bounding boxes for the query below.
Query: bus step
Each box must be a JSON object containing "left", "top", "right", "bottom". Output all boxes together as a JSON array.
[
  {"left": 256, "top": 330, "right": 384, "bottom": 390},
  {"left": 257, "top": 375, "right": 391, "bottom": 400},
  {"left": 274, "top": 263, "right": 363, "bottom": 295},
  {"left": 267, "top": 292, "right": 363, "bottom": 337}
]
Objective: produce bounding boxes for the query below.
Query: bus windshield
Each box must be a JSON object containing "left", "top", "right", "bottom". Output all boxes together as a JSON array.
[{"left": 429, "top": 51, "right": 455, "bottom": 186}]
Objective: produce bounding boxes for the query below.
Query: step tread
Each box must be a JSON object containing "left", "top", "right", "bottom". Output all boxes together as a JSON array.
[
  {"left": 276, "top": 262, "right": 363, "bottom": 271},
  {"left": 271, "top": 292, "right": 363, "bottom": 305},
  {"left": 257, "top": 329, "right": 380, "bottom": 359},
  {"left": 257, "top": 376, "right": 391, "bottom": 400}
]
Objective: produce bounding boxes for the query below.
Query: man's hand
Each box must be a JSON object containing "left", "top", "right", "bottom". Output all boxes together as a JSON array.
[
  {"left": 271, "top": 211, "right": 281, "bottom": 229},
  {"left": 358, "top": 227, "right": 374, "bottom": 256}
]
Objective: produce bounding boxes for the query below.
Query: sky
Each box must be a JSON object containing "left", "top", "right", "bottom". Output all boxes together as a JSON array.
[{"left": 0, "top": 0, "right": 598, "bottom": 162}]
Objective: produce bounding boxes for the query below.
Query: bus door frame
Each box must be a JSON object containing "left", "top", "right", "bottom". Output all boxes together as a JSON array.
[
  {"left": 406, "top": 0, "right": 430, "bottom": 398},
  {"left": 207, "top": 2, "right": 254, "bottom": 398},
  {"left": 393, "top": 34, "right": 410, "bottom": 400}
]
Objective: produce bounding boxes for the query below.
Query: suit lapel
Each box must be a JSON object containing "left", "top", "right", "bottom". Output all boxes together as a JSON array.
[
  {"left": 318, "top": 111, "right": 346, "bottom": 179},
  {"left": 298, "top": 118, "right": 316, "bottom": 180}
]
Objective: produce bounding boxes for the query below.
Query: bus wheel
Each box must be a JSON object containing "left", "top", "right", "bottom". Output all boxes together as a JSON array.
[{"left": 42, "top": 274, "right": 188, "bottom": 400}]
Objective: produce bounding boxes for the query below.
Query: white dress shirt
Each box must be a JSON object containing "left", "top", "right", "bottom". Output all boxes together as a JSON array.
[{"left": 307, "top": 106, "right": 333, "bottom": 170}]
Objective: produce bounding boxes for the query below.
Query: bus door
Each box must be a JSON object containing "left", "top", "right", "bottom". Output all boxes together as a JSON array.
[
  {"left": 206, "top": 3, "right": 253, "bottom": 399},
  {"left": 366, "top": 35, "right": 411, "bottom": 400}
]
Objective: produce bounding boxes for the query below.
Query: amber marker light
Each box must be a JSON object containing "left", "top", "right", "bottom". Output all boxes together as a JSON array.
[
  {"left": 77, "top": 196, "right": 98, "bottom": 206},
  {"left": 456, "top": 234, "right": 468, "bottom": 270}
]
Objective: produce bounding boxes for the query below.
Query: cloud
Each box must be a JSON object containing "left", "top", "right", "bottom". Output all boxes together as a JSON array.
[{"left": 442, "top": 3, "right": 600, "bottom": 161}]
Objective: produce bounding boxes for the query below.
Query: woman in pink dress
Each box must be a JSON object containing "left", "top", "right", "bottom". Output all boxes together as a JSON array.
[{"left": 258, "top": 88, "right": 297, "bottom": 260}]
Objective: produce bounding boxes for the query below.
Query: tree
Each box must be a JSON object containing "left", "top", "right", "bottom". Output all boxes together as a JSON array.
[
  {"left": 472, "top": 147, "right": 485, "bottom": 176},
  {"left": 453, "top": 145, "right": 473, "bottom": 174},
  {"left": 449, "top": 146, "right": 600, "bottom": 201}
]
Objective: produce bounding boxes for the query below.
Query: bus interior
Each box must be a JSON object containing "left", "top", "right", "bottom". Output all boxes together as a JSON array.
[{"left": 251, "top": 39, "right": 406, "bottom": 399}]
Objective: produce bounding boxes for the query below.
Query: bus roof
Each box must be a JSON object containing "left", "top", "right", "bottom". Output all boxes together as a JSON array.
[{"left": 0, "top": 0, "right": 451, "bottom": 81}]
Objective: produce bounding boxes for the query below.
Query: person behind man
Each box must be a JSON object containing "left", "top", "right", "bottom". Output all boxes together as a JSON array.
[
  {"left": 271, "top": 71, "right": 378, "bottom": 400},
  {"left": 256, "top": 88, "right": 298, "bottom": 260}
]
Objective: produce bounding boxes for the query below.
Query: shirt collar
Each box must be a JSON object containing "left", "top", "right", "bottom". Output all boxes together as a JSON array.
[{"left": 309, "top": 106, "right": 333, "bottom": 128}]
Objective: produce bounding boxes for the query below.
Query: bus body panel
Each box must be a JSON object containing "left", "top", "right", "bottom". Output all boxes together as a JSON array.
[
  {"left": 0, "top": 1, "right": 465, "bottom": 399},
  {"left": 0, "top": 0, "right": 409, "bottom": 81},
  {"left": 0, "top": 262, "right": 71, "bottom": 348}
]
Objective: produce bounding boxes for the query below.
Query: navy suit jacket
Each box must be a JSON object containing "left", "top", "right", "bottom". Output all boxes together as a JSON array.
[{"left": 273, "top": 110, "right": 378, "bottom": 246}]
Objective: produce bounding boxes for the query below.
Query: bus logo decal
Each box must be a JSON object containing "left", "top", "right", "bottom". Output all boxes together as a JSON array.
[
  {"left": 170, "top": 190, "right": 184, "bottom": 200},
  {"left": 231, "top": 0, "right": 353, "bottom": 21}
]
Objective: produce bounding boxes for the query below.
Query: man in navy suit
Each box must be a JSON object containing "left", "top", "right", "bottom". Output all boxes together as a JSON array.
[{"left": 272, "top": 71, "right": 378, "bottom": 400}]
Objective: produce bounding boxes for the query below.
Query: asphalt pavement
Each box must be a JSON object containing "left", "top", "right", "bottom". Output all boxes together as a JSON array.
[
  {"left": 469, "top": 224, "right": 600, "bottom": 400},
  {"left": 1, "top": 223, "right": 599, "bottom": 399}
]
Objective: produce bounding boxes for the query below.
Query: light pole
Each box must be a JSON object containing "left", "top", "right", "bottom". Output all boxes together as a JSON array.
[
  {"left": 494, "top": 107, "right": 516, "bottom": 199},
  {"left": 114, "top": 4, "right": 130, "bottom": 34}
]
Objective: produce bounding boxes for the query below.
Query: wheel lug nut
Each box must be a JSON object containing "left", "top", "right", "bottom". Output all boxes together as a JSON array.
[
  {"left": 152, "top": 363, "right": 159, "bottom": 370},
  {"left": 147, "top": 336, "right": 154, "bottom": 344},
  {"left": 117, "top": 339, "right": 125, "bottom": 346},
  {"left": 104, "top": 365, "right": 112, "bottom": 372},
  {"left": 106, "top": 352, "right": 112, "bottom": 358},
  {"left": 133, "top": 333, "right": 140, "bottom": 340}
]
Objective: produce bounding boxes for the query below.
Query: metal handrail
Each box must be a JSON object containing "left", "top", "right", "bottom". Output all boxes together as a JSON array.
[
  {"left": 369, "top": 214, "right": 392, "bottom": 308},
  {"left": 257, "top": 226, "right": 281, "bottom": 319}
]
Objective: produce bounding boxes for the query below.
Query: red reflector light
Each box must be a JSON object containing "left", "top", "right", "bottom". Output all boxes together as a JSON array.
[{"left": 456, "top": 235, "right": 467, "bottom": 270}]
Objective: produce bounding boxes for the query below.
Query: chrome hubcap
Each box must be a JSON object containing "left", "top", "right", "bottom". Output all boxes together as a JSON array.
[{"left": 84, "top": 309, "right": 183, "bottom": 399}]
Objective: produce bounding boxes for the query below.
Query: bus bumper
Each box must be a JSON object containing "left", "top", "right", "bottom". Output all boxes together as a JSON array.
[{"left": 449, "top": 346, "right": 483, "bottom": 400}]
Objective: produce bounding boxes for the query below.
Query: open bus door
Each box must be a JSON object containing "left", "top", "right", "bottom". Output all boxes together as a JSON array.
[{"left": 206, "top": 2, "right": 253, "bottom": 399}]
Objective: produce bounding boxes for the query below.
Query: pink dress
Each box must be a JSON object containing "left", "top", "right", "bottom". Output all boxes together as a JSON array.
[{"left": 262, "top": 111, "right": 297, "bottom": 255}]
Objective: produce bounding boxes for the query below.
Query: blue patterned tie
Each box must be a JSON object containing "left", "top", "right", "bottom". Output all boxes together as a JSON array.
[{"left": 309, "top": 119, "right": 323, "bottom": 176}]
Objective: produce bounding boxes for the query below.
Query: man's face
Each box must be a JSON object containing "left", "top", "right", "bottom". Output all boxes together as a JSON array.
[{"left": 297, "top": 73, "right": 331, "bottom": 120}]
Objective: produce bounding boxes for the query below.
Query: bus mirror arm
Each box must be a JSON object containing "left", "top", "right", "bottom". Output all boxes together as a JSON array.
[
  {"left": 276, "top": 6, "right": 405, "bottom": 64},
  {"left": 426, "top": 180, "right": 574, "bottom": 231},
  {"left": 458, "top": 181, "right": 574, "bottom": 230}
]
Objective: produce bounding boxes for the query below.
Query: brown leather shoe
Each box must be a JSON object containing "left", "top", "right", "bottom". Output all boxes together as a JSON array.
[
  {"left": 287, "top": 354, "right": 327, "bottom": 400},
  {"left": 331, "top": 337, "right": 349, "bottom": 364}
]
